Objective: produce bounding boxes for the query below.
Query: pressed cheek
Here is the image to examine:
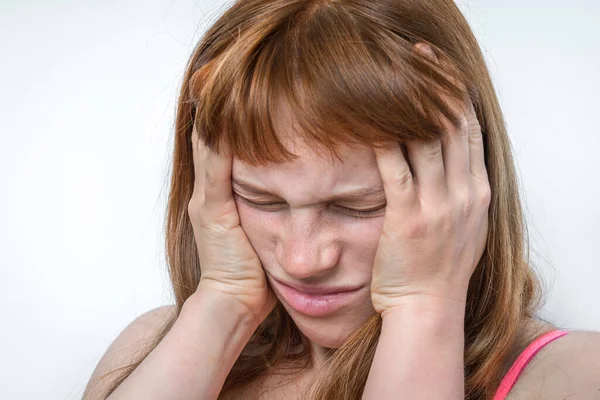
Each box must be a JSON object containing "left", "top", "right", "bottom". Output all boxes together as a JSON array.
[
  {"left": 342, "top": 217, "right": 385, "bottom": 266},
  {"left": 235, "top": 200, "right": 280, "bottom": 257}
]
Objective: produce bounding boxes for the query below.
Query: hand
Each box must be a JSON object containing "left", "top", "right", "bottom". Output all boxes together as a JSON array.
[
  {"left": 188, "top": 128, "right": 277, "bottom": 323},
  {"left": 370, "top": 46, "right": 491, "bottom": 317}
]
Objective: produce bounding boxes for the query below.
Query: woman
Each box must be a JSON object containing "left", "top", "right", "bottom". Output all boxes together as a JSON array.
[{"left": 84, "top": 0, "right": 600, "bottom": 399}]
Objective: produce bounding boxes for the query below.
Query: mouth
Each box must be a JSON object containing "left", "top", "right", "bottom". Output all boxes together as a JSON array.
[{"left": 268, "top": 276, "right": 364, "bottom": 317}]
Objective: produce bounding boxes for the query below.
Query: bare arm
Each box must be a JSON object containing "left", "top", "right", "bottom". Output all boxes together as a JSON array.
[
  {"left": 85, "top": 286, "right": 260, "bottom": 400},
  {"left": 362, "top": 299, "right": 466, "bottom": 399}
]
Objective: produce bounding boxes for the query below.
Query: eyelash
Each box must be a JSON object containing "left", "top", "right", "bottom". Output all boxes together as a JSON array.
[{"left": 235, "top": 195, "right": 386, "bottom": 218}]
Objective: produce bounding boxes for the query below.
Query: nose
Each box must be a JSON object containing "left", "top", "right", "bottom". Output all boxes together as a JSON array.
[{"left": 275, "top": 209, "right": 340, "bottom": 280}]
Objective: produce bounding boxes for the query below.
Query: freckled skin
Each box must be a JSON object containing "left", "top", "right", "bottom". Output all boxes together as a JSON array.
[{"left": 232, "top": 139, "right": 386, "bottom": 366}]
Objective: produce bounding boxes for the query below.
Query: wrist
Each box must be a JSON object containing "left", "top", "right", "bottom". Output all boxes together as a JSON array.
[
  {"left": 185, "top": 284, "right": 263, "bottom": 331},
  {"left": 379, "top": 293, "right": 466, "bottom": 324},
  {"left": 366, "top": 294, "right": 466, "bottom": 400},
  {"left": 373, "top": 283, "right": 468, "bottom": 317},
  {"left": 380, "top": 298, "right": 466, "bottom": 354}
]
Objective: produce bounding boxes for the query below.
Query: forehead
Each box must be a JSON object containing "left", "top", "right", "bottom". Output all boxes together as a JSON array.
[
  {"left": 230, "top": 95, "right": 384, "bottom": 202},
  {"left": 231, "top": 142, "right": 382, "bottom": 207}
]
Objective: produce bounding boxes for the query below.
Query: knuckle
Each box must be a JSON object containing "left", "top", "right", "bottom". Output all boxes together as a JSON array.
[
  {"left": 460, "top": 197, "right": 474, "bottom": 219},
  {"left": 468, "top": 125, "right": 484, "bottom": 144},
  {"left": 393, "top": 168, "right": 413, "bottom": 187},
  {"left": 479, "top": 187, "right": 492, "bottom": 208},
  {"left": 422, "top": 141, "right": 443, "bottom": 159},
  {"left": 457, "top": 115, "right": 469, "bottom": 136},
  {"left": 204, "top": 169, "right": 218, "bottom": 188},
  {"left": 188, "top": 196, "right": 207, "bottom": 224},
  {"left": 403, "top": 218, "right": 428, "bottom": 239},
  {"left": 452, "top": 188, "right": 473, "bottom": 219},
  {"left": 187, "top": 198, "right": 198, "bottom": 219}
]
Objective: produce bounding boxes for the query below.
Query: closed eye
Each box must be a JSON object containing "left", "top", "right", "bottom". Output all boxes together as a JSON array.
[
  {"left": 233, "top": 194, "right": 283, "bottom": 210},
  {"left": 233, "top": 194, "right": 386, "bottom": 219},
  {"left": 336, "top": 205, "right": 386, "bottom": 218}
]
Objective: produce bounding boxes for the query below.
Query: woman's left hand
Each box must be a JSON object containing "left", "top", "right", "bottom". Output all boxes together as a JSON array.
[{"left": 370, "top": 51, "right": 491, "bottom": 317}]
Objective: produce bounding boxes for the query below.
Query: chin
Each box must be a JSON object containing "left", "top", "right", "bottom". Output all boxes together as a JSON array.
[{"left": 282, "top": 300, "right": 375, "bottom": 349}]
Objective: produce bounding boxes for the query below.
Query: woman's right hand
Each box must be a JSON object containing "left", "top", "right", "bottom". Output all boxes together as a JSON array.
[{"left": 187, "top": 128, "right": 277, "bottom": 323}]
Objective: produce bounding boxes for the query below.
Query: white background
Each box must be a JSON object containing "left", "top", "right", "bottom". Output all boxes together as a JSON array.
[{"left": 1, "top": 0, "right": 598, "bottom": 398}]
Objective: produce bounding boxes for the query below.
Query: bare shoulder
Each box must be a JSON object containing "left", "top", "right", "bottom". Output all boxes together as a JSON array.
[
  {"left": 83, "top": 305, "right": 178, "bottom": 399},
  {"left": 507, "top": 330, "right": 600, "bottom": 399}
]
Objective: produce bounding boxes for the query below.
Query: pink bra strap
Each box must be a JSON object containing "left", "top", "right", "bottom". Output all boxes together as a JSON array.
[{"left": 493, "top": 329, "right": 569, "bottom": 400}]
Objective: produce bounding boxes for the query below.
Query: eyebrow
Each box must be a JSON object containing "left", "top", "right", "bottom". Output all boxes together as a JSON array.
[{"left": 232, "top": 178, "right": 385, "bottom": 202}]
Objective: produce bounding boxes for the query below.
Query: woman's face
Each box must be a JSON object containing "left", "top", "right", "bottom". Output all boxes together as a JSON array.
[{"left": 232, "top": 121, "right": 386, "bottom": 351}]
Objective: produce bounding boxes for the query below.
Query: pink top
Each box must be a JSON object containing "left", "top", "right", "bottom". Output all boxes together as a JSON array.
[{"left": 492, "top": 329, "right": 569, "bottom": 399}]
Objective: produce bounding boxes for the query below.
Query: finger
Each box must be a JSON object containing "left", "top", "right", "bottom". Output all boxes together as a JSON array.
[
  {"left": 191, "top": 123, "right": 207, "bottom": 200},
  {"left": 414, "top": 42, "right": 471, "bottom": 192},
  {"left": 466, "top": 100, "right": 487, "bottom": 182},
  {"left": 405, "top": 138, "right": 448, "bottom": 202},
  {"left": 203, "top": 140, "right": 234, "bottom": 209},
  {"left": 373, "top": 141, "right": 419, "bottom": 216},
  {"left": 439, "top": 100, "right": 471, "bottom": 192}
]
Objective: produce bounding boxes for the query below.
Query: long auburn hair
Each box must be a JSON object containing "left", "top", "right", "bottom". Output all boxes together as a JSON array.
[{"left": 93, "top": 0, "right": 556, "bottom": 398}]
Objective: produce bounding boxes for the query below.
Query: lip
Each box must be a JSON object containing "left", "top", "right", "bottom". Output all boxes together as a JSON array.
[{"left": 269, "top": 277, "right": 363, "bottom": 317}]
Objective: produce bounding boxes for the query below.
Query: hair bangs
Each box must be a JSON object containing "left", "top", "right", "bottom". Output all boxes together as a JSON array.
[{"left": 189, "top": 2, "right": 474, "bottom": 166}]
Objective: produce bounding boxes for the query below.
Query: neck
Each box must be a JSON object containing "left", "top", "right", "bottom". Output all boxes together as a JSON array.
[{"left": 307, "top": 340, "right": 333, "bottom": 370}]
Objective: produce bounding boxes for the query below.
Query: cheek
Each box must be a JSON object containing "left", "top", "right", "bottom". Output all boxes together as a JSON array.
[
  {"left": 236, "top": 201, "right": 279, "bottom": 249},
  {"left": 345, "top": 217, "right": 384, "bottom": 244},
  {"left": 342, "top": 217, "right": 385, "bottom": 265}
]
